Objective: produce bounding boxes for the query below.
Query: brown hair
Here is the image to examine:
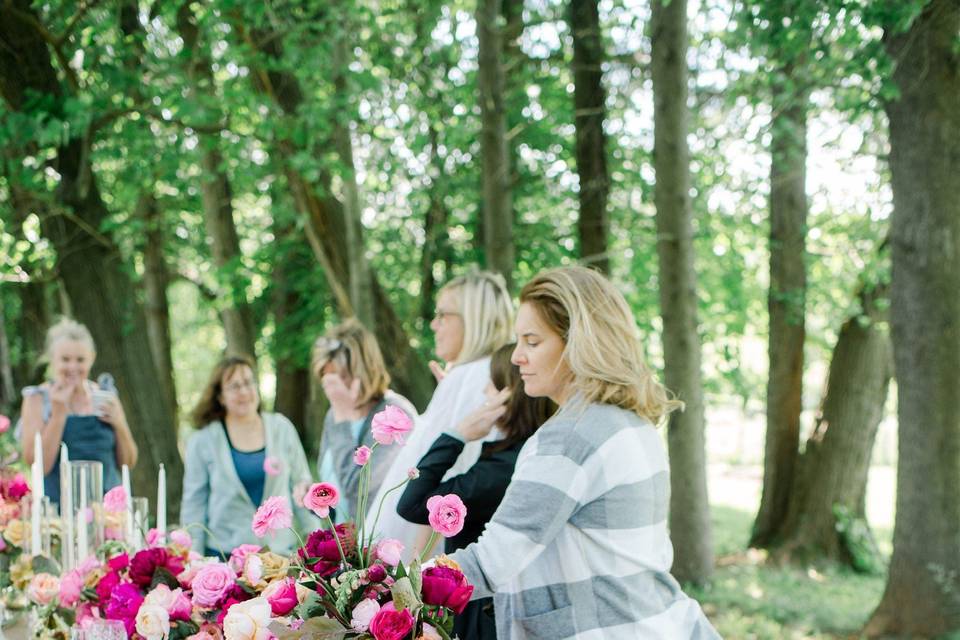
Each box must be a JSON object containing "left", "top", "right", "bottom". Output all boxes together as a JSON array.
[
  {"left": 519, "top": 266, "right": 682, "bottom": 424},
  {"left": 190, "top": 355, "right": 260, "bottom": 428},
  {"left": 486, "top": 343, "right": 556, "bottom": 453},
  {"left": 311, "top": 319, "right": 390, "bottom": 407}
]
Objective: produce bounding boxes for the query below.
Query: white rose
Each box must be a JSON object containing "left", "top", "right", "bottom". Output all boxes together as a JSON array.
[
  {"left": 242, "top": 554, "right": 265, "bottom": 589},
  {"left": 223, "top": 597, "right": 273, "bottom": 640},
  {"left": 136, "top": 604, "right": 170, "bottom": 640},
  {"left": 144, "top": 584, "right": 176, "bottom": 610},
  {"left": 350, "top": 599, "right": 381, "bottom": 632}
]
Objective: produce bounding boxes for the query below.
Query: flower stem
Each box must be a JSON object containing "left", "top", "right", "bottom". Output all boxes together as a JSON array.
[
  {"left": 365, "top": 476, "right": 412, "bottom": 552},
  {"left": 419, "top": 531, "right": 439, "bottom": 563},
  {"left": 326, "top": 516, "right": 349, "bottom": 568}
]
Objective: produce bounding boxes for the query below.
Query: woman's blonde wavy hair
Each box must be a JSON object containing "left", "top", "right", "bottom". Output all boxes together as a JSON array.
[
  {"left": 43, "top": 317, "right": 96, "bottom": 362},
  {"left": 440, "top": 270, "right": 514, "bottom": 365},
  {"left": 519, "top": 266, "right": 682, "bottom": 425},
  {"left": 311, "top": 318, "right": 390, "bottom": 407}
]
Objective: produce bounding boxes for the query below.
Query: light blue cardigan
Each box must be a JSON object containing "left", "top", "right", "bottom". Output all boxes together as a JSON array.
[{"left": 180, "top": 412, "right": 320, "bottom": 555}]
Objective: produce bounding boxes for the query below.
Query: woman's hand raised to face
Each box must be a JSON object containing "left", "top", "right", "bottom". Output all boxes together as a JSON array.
[
  {"left": 456, "top": 388, "right": 511, "bottom": 442},
  {"left": 321, "top": 373, "right": 364, "bottom": 423},
  {"left": 49, "top": 379, "right": 78, "bottom": 409}
]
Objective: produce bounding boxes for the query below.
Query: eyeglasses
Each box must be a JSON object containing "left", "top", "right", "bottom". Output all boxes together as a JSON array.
[
  {"left": 434, "top": 309, "right": 462, "bottom": 323},
  {"left": 223, "top": 379, "right": 257, "bottom": 394}
]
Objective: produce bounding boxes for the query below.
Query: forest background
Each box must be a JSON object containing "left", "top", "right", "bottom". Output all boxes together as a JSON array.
[{"left": 1, "top": 0, "right": 958, "bottom": 637}]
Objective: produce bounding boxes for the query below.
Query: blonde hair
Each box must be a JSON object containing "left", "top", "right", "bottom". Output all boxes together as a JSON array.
[
  {"left": 519, "top": 266, "right": 682, "bottom": 424},
  {"left": 44, "top": 317, "right": 96, "bottom": 362},
  {"left": 440, "top": 271, "right": 514, "bottom": 364},
  {"left": 312, "top": 319, "right": 390, "bottom": 407}
]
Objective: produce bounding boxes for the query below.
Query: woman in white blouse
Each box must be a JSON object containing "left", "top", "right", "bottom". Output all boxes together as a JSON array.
[{"left": 368, "top": 271, "right": 513, "bottom": 558}]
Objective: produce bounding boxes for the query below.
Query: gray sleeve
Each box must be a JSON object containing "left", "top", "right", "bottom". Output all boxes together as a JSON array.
[{"left": 180, "top": 431, "right": 210, "bottom": 553}]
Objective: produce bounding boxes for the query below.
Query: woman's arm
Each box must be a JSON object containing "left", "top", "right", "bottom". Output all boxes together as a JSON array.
[
  {"left": 20, "top": 389, "right": 69, "bottom": 475},
  {"left": 100, "top": 394, "right": 138, "bottom": 468}
]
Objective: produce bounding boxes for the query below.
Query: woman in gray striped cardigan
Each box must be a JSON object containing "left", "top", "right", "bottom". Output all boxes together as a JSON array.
[{"left": 449, "top": 266, "right": 721, "bottom": 639}]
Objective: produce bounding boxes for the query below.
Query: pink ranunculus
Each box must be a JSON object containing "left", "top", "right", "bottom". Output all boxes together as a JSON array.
[
  {"left": 407, "top": 467, "right": 420, "bottom": 480},
  {"left": 350, "top": 598, "right": 381, "bottom": 632},
  {"left": 103, "top": 486, "right": 127, "bottom": 512},
  {"left": 366, "top": 563, "right": 387, "bottom": 583},
  {"left": 191, "top": 562, "right": 236, "bottom": 608},
  {"left": 26, "top": 573, "right": 59, "bottom": 605},
  {"left": 374, "top": 538, "right": 404, "bottom": 566},
  {"left": 353, "top": 445, "right": 372, "bottom": 466},
  {"left": 107, "top": 552, "right": 129, "bottom": 572},
  {"left": 368, "top": 601, "right": 414, "bottom": 640},
  {"left": 251, "top": 496, "right": 292, "bottom": 538},
  {"left": 95, "top": 570, "right": 121, "bottom": 603},
  {"left": 370, "top": 405, "right": 414, "bottom": 446},
  {"left": 302, "top": 482, "right": 339, "bottom": 519},
  {"left": 229, "top": 544, "right": 262, "bottom": 574},
  {"left": 146, "top": 528, "right": 162, "bottom": 547},
  {"left": 169, "top": 529, "right": 192, "bottom": 548},
  {"left": 420, "top": 566, "right": 474, "bottom": 614},
  {"left": 426, "top": 494, "right": 467, "bottom": 537},
  {"left": 262, "top": 456, "right": 282, "bottom": 477},
  {"left": 0, "top": 415, "right": 9, "bottom": 433},
  {"left": 59, "top": 568, "right": 86, "bottom": 607},
  {"left": 263, "top": 577, "right": 298, "bottom": 616},
  {"left": 104, "top": 582, "right": 146, "bottom": 636},
  {"left": 6, "top": 473, "right": 29, "bottom": 500}
]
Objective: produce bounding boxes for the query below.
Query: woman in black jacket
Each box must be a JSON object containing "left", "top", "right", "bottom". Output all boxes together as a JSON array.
[{"left": 398, "top": 343, "right": 555, "bottom": 639}]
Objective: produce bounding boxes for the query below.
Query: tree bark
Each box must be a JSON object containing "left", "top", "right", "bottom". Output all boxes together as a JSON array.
[
  {"left": 476, "top": 0, "right": 515, "bottom": 290},
  {"left": 0, "top": 0, "right": 183, "bottom": 517},
  {"left": 138, "top": 192, "right": 179, "bottom": 430},
  {"left": 419, "top": 123, "right": 452, "bottom": 327},
  {"left": 752, "top": 78, "right": 809, "bottom": 549},
  {"left": 865, "top": 1, "right": 960, "bottom": 634},
  {"left": 176, "top": 3, "right": 257, "bottom": 359},
  {"left": 570, "top": 0, "right": 610, "bottom": 274},
  {"left": 650, "top": 0, "right": 714, "bottom": 585},
  {"left": 0, "top": 300, "right": 16, "bottom": 413},
  {"left": 773, "top": 282, "right": 891, "bottom": 567}
]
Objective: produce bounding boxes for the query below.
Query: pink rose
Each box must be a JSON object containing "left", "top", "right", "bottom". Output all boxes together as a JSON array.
[
  {"left": 191, "top": 562, "right": 236, "bottom": 608},
  {"left": 229, "top": 544, "right": 262, "bottom": 574},
  {"left": 366, "top": 563, "right": 387, "bottom": 583},
  {"left": 186, "top": 623, "right": 224, "bottom": 640},
  {"left": 27, "top": 573, "right": 60, "bottom": 605},
  {"left": 262, "top": 456, "right": 282, "bottom": 477},
  {"left": 144, "top": 584, "right": 193, "bottom": 621},
  {"left": 76, "top": 602, "right": 96, "bottom": 627},
  {"left": 374, "top": 539, "right": 404, "bottom": 566},
  {"left": 426, "top": 494, "right": 467, "bottom": 537},
  {"left": 370, "top": 405, "right": 413, "bottom": 446},
  {"left": 420, "top": 566, "right": 473, "bottom": 614},
  {"left": 251, "top": 496, "right": 292, "bottom": 538},
  {"left": 354, "top": 446, "right": 372, "bottom": 466},
  {"left": 169, "top": 529, "right": 192, "bottom": 548},
  {"left": 263, "top": 578, "right": 298, "bottom": 616},
  {"left": 350, "top": 598, "right": 381, "bottom": 632},
  {"left": 103, "top": 486, "right": 127, "bottom": 512},
  {"left": 368, "top": 601, "right": 414, "bottom": 640},
  {"left": 302, "top": 482, "right": 340, "bottom": 518},
  {"left": 59, "top": 568, "right": 86, "bottom": 607},
  {"left": 0, "top": 415, "right": 9, "bottom": 433}
]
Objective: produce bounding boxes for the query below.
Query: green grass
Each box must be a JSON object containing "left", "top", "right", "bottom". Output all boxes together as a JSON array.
[{"left": 690, "top": 505, "right": 888, "bottom": 639}]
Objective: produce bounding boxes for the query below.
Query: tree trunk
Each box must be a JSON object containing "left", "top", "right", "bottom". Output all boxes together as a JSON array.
[
  {"left": 865, "top": 1, "right": 960, "bottom": 634},
  {"left": 419, "top": 123, "right": 452, "bottom": 327},
  {"left": 0, "top": 0, "right": 183, "bottom": 517},
  {"left": 234, "top": 25, "right": 434, "bottom": 410},
  {"left": 773, "top": 282, "right": 891, "bottom": 568},
  {"left": 476, "top": 0, "right": 515, "bottom": 290},
  {"left": 138, "top": 192, "right": 179, "bottom": 430},
  {"left": 752, "top": 79, "right": 809, "bottom": 549},
  {"left": 176, "top": 3, "right": 257, "bottom": 359},
  {"left": 0, "top": 300, "right": 16, "bottom": 413},
  {"left": 650, "top": 0, "right": 714, "bottom": 585},
  {"left": 332, "top": 33, "right": 374, "bottom": 328},
  {"left": 570, "top": 0, "right": 610, "bottom": 274}
]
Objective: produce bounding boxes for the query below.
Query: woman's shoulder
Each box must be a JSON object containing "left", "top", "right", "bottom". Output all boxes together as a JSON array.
[
  {"left": 383, "top": 391, "right": 417, "bottom": 418},
  {"left": 532, "top": 402, "right": 652, "bottom": 459},
  {"left": 262, "top": 411, "right": 299, "bottom": 436}
]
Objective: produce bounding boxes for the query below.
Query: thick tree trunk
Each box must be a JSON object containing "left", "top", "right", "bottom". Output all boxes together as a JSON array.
[
  {"left": 650, "top": 0, "right": 714, "bottom": 585},
  {"left": 419, "top": 123, "right": 452, "bottom": 327},
  {"left": 476, "top": 0, "right": 515, "bottom": 289},
  {"left": 773, "top": 282, "right": 891, "bottom": 567},
  {"left": 139, "top": 193, "right": 179, "bottom": 430},
  {"left": 752, "top": 83, "right": 808, "bottom": 548},
  {"left": 176, "top": 3, "right": 257, "bottom": 359},
  {"left": 234, "top": 26, "right": 434, "bottom": 409},
  {"left": 0, "top": 300, "right": 16, "bottom": 413},
  {"left": 865, "top": 1, "right": 960, "bottom": 635},
  {"left": 570, "top": 0, "right": 610, "bottom": 274},
  {"left": 0, "top": 0, "right": 183, "bottom": 516}
]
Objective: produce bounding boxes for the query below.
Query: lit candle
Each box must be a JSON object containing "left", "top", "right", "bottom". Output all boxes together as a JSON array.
[
  {"left": 122, "top": 465, "right": 134, "bottom": 545},
  {"left": 60, "top": 443, "right": 73, "bottom": 570},
  {"left": 31, "top": 432, "right": 43, "bottom": 556},
  {"left": 156, "top": 464, "right": 166, "bottom": 541}
]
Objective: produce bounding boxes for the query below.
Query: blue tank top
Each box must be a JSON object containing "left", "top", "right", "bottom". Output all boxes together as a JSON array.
[{"left": 223, "top": 424, "right": 266, "bottom": 506}]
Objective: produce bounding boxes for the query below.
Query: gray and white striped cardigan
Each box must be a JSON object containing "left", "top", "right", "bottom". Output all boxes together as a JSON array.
[{"left": 450, "top": 401, "right": 721, "bottom": 639}]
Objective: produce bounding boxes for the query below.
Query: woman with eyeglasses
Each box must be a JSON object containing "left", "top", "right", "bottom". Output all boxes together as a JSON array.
[
  {"left": 181, "top": 355, "right": 318, "bottom": 557},
  {"left": 368, "top": 270, "right": 514, "bottom": 558},
  {"left": 312, "top": 319, "right": 417, "bottom": 522}
]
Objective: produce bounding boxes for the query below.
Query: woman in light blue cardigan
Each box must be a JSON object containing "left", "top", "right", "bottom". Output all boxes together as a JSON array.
[{"left": 181, "top": 356, "right": 318, "bottom": 557}]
